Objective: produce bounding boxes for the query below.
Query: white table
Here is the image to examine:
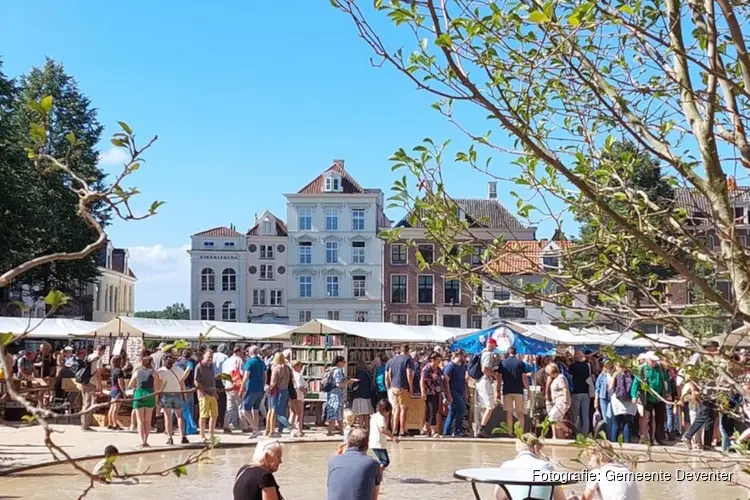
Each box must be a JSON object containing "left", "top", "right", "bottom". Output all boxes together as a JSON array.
[{"left": 454, "top": 467, "right": 576, "bottom": 500}]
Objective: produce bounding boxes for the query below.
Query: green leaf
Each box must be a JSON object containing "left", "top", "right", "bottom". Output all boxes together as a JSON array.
[
  {"left": 149, "top": 200, "right": 165, "bottom": 214},
  {"left": 127, "top": 162, "right": 140, "bottom": 173},
  {"left": 40, "top": 96, "right": 53, "bottom": 113},
  {"left": 0, "top": 332, "right": 15, "bottom": 346},
  {"left": 568, "top": 13, "right": 581, "bottom": 26},
  {"left": 618, "top": 4, "right": 635, "bottom": 15},
  {"left": 65, "top": 132, "right": 77, "bottom": 145},
  {"left": 43, "top": 290, "right": 70, "bottom": 309},
  {"left": 173, "top": 465, "right": 188, "bottom": 478},
  {"left": 528, "top": 11, "right": 549, "bottom": 23},
  {"left": 118, "top": 121, "right": 133, "bottom": 135}
]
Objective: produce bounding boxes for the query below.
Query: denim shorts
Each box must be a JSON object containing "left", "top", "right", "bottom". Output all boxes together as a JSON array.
[
  {"left": 244, "top": 391, "right": 264, "bottom": 411},
  {"left": 372, "top": 448, "right": 390, "bottom": 469},
  {"left": 161, "top": 393, "right": 183, "bottom": 410}
]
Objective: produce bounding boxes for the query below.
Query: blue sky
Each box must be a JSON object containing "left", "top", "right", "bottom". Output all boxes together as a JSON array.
[{"left": 1, "top": 1, "right": 562, "bottom": 310}]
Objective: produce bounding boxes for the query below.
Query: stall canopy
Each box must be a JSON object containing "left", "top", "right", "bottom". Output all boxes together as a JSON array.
[
  {"left": 711, "top": 325, "right": 750, "bottom": 348},
  {"left": 0, "top": 317, "right": 104, "bottom": 339},
  {"left": 207, "top": 321, "right": 292, "bottom": 341},
  {"left": 290, "top": 319, "right": 475, "bottom": 343},
  {"left": 88, "top": 317, "right": 238, "bottom": 341}
]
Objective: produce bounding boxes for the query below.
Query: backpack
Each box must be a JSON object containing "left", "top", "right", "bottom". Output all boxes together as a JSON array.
[
  {"left": 321, "top": 368, "right": 336, "bottom": 392},
  {"left": 75, "top": 357, "right": 93, "bottom": 385},
  {"left": 614, "top": 372, "right": 633, "bottom": 400},
  {"left": 375, "top": 365, "right": 387, "bottom": 392},
  {"left": 468, "top": 353, "right": 484, "bottom": 380}
]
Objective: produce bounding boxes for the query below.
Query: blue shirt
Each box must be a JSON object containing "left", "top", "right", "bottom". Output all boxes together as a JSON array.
[
  {"left": 327, "top": 448, "right": 382, "bottom": 500},
  {"left": 387, "top": 354, "right": 414, "bottom": 390},
  {"left": 176, "top": 358, "right": 196, "bottom": 388},
  {"left": 443, "top": 361, "right": 467, "bottom": 396},
  {"left": 499, "top": 356, "right": 526, "bottom": 395},
  {"left": 375, "top": 366, "right": 386, "bottom": 392},
  {"left": 243, "top": 356, "right": 266, "bottom": 394},
  {"left": 595, "top": 372, "right": 611, "bottom": 402}
]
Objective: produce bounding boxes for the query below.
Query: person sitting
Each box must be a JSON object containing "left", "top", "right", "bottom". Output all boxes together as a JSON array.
[
  {"left": 327, "top": 428, "right": 382, "bottom": 500},
  {"left": 233, "top": 439, "right": 284, "bottom": 500},
  {"left": 568, "top": 444, "right": 640, "bottom": 500},
  {"left": 494, "top": 434, "right": 566, "bottom": 500},
  {"left": 92, "top": 445, "right": 121, "bottom": 482}
]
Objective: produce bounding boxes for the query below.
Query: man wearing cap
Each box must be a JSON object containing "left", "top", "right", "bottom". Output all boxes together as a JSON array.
[
  {"left": 631, "top": 351, "right": 667, "bottom": 445},
  {"left": 476, "top": 337, "right": 500, "bottom": 438}
]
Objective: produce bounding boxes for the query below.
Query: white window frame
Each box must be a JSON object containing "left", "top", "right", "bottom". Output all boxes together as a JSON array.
[
  {"left": 326, "top": 276, "right": 340, "bottom": 297},
  {"left": 260, "top": 264, "right": 274, "bottom": 280},
  {"left": 325, "top": 175, "right": 342, "bottom": 192},
  {"left": 270, "top": 289, "right": 283, "bottom": 306},
  {"left": 739, "top": 235, "right": 748, "bottom": 247},
  {"left": 224, "top": 241, "right": 235, "bottom": 248},
  {"left": 471, "top": 245, "right": 483, "bottom": 266},
  {"left": 298, "top": 207, "right": 312, "bottom": 231},
  {"left": 417, "top": 274, "right": 435, "bottom": 304},
  {"left": 353, "top": 275, "right": 367, "bottom": 298},
  {"left": 442, "top": 314, "right": 462, "bottom": 328},
  {"left": 444, "top": 278, "right": 461, "bottom": 305},
  {"left": 471, "top": 315, "right": 483, "bottom": 329},
  {"left": 352, "top": 209, "right": 365, "bottom": 231},
  {"left": 735, "top": 206, "right": 748, "bottom": 224},
  {"left": 222, "top": 301, "right": 237, "bottom": 321},
  {"left": 200, "top": 301, "right": 215, "bottom": 321},
  {"left": 222, "top": 268, "right": 237, "bottom": 291},
  {"left": 260, "top": 245, "right": 274, "bottom": 260},
  {"left": 325, "top": 208, "right": 339, "bottom": 231},
  {"left": 391, "top": 243, "right": 407, "bottom": 265},
  {"left": 417, "top": 314, "right": 434, "bottom": 326},
  {"left": 253, "top": 289, "right": 266, "bottom": 306},
  {"left": 352, "top": 241, "right": 365, "bottom": 264},
  {"left": 390, "top": 313, "right": 408, "bottom": 325},
  {"left": 201, "top": 268, "right": 215, "bottom": 291},
  {"left": 203, "top": 241, "right": 215, "bottom": 248},
  {"left": 299, "top": 276, "right": 312, "bottom": 298},
  {"left": 390, "top": 274, "right": 408, "bottom": 304},
  {"left": 298, "top": 310, "right": 312, "bottom": 323},
  {"left": 417, "top": 243, "right": 435, "bottom": 264},
  {"left": 327, "top": 310, "right": 340, "bottom": 320},
  {"left": 355, "top": 311, "right": 368, "bottom": 322},
  {"left": 263, "top": 220, "right": 273, "bottom": 235},
  {"left": 325, "top": 241, "right": 339, "bottom": 264},
  {"left": 299, "top": 242, "right": 312, "bottom": 264}
]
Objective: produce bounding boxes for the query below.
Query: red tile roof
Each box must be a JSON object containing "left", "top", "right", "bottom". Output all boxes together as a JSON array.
[
  {"left": 297, "top": 162, "right": 365, "bottom": 194},
  {"left": 484, "top": 240, "right": 575, "bottom": 274},
  {"left": 248, "top": 217, "right": 288, "bottom": 236},
  {"left": 193, "top": 226, "right": 244, "bottom": 237}
]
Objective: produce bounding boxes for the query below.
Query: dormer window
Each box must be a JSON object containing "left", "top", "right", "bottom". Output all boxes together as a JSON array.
[
  {"left": 204, "top": 241, "right": 215, "bottom": 247},
  {"left": 263, "top": 219, "right": 273, "bottom": 235},
  {"left": 542, "top": 255, "right": 559, "bottom": 270},
  {"left": 325, "top": 175, "right": 342, "bottom": 192}
]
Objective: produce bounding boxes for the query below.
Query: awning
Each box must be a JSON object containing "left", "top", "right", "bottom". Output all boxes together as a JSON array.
[
  {"left": 0, "top": 317, "right": 105, "bottom": 339},
  {"left": 289, "top": 319, "right": 474, "bottom": 343},
  {"left": 87, "top": 317, "right": 241, "bottom": 341},
  {"left": 206, "top": 321, "right": 293, "bottom": 341}
]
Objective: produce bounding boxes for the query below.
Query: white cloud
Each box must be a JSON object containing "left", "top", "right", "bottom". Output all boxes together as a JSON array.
[
  {"left": 98, "top": 146, "right": 129, "bottom": 166},
  {"left": 127, "top": 244, "right": 190, "bottom": 311}
]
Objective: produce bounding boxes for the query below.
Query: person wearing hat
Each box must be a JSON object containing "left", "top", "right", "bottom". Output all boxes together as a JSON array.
[
  {"left": 631, "top": 351, "right": 668, "bottom": 445},
  {"left": 476, "top": 337, "right": 500, "bottom": 438},
  {"left": 63, "top": 346, "right": 76, "bottom": 369}
]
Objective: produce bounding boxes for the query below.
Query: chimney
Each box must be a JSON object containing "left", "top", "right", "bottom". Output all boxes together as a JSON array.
[
  {"left": 488, "top": 181, "right": 498, "bottom": 199},
  {"left": 333, "top": 159, "right": 345, "bottom": 169},
  {"left": 728, "top": 176, "right": 738, "bottom": 191}
]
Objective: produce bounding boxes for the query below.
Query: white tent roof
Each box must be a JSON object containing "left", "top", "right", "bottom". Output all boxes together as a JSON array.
[
  {"left": 289, "top": 319, "right": 474, "bottom": 343},
  {"left": 207, "top": 321, "right": 292, "bottom": 340},
  {"left": 503, "top": 322, "right": 690, "bottom": 349},
  {"left": 0, "top": 317, "right": 104, "bottom": 339},
  {"left": 88, "top": 317, "right": 239, "bottom": 341}
]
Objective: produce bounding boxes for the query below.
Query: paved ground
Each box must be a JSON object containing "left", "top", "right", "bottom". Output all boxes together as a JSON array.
[{"left": 0, "top": 422, "right": 734, "bottom": 475}]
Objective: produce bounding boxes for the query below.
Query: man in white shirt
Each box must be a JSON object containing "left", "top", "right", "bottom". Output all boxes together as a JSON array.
[
  {"left": 222, "top": 345, "right": 246, "bottom": 434},
  {"left": 477, "top": 337, "right": 499, "bottom": 438},
  {"left": 495, "top": 434, "right": 566, "bottom": 500}
]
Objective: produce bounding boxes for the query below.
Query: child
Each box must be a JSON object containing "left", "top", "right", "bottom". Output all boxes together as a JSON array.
[
  {"left": 336, "top": 410, "right": 356, "bottom": 455},
  {"left": 369, "top": 399, "right": 398, "bottom": 471},
  {"left": 92, "top": 445, "right": 121, "bottom": 482}
]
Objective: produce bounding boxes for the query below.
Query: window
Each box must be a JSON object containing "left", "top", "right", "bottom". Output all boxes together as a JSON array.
[
  {"left": 352, "top": 241, "right": 365, "bottom": 264},
  {"left": 325, "top": 208, "right": 339, "bottom": 231},
  {"left": 104, "top": 286, "right": 109, "bottom": 312},
  {"left": 94, "top": 284, "right": 100, "bottom": 311},
  {"left": 471, "top": 245, "right": 483, "bottom": 265},
  {"left": 260, "top": 245, "right": 274, "bottom": 259},
  {"left": 222, "top": 301, "right": 237, "bottom": 321},
  {"left": 353, "top": 275, "right": 366, "bottom": 297},
  {"left": 253, "top": 289, "right": 266, "bottom": 306},
  {"left": 200, "top": 301, "right": 215, "bottom": 320},
  {"left": 263, "top": 220, "right": 273, "bottom": 235},
  {"left": 493, "top": 289, "right": 511, "bottom": 302},
  {"left": 299, "top": 242, "right": 312, "bottom": 264},
  {"left": 326, "top": 241, "right": 339, "bottom": 264},
  {"left": 391, "top": 314, "right": 408, "bottom": 325},
  {"left": 327, "top": 310, "right": 340, "bottom": 320},
  {"left": 391, "top": 275, "right": 407, "bottom": 304},
  {"left": 542, "top": 255, "right": 559, "bottom": 269},
  {"left": 391, "top": 244, "right": 407, "bottom": 264},
  {"left": 471, "top": 315, "right": 483, "bottom": 329},
  {"left": 444, "top": 279, "right": 460, "bottom": 304},
  {"left": 299, "top": 207, "right": 312, "bottom": 230},
  {"left": 223, "top": 241, "right": 235, "bottom": 248},
  {"left": 222, "top": 268, "right": 236, "bottom": 291},
  {"left": 417, "top": 244, "right": 434, "bottom": 264},
  {"left": 326, "top": 276, "right": 340, "bottom": 297},
  {"left": 203, "top": 241, "right": 215, "bottom": 248},
  {"left": 443, "top": 315, "right": 461, "bottom": 327},
  {"left": 201, "top": 269, "right": 215, "bottom": 291},
  {"left": 298, "top": 310, "right": 312, "bottom": 323},
  {"left": 698, "top": 234, "right": 715, "bottom": 249},
  {"left": 109, "top": 285, "right": 114, "bottom": 313},
  {"left": 417, "top": 314, "right": 434, "bottom": 326},
  {"left": 717, "top": 280, "right": 732, "bottom": 302},
  {"left": 739, "top": 235, "right": 748, "bottom": 247},
  {"left": 325, "top": 175, "right": 341, "bottom": 192},
  {"left": 260, "top": 264, "right": 274, "bottom": 280},
  {"left": 418, "top": 275, "right": 434, "bottom": 304},
  {"left": 352, "top": 209, "right": 365, "bottom": 231},
  {"left": 355, "top": 311, "right": 368, "bottom": 322},
  {"left": 114, "top": 288, "right": 119, "bottom": 313},
  {"left": 299, "top": 276, "right": 312, "bottom": 298},
  {"left": 270, "top": 290, "right": 283, "bottom": 306},
  {"left": 735, "top": 206, "right": 747, "bottom": 224}
]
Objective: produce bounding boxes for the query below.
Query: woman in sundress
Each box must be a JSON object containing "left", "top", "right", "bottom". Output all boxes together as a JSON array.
[
  {"left": 545, "top": 363, "right": 571, "bottom": 439},
  {"left": 324, "top": 356, "right": 348, "bottom": 436}
]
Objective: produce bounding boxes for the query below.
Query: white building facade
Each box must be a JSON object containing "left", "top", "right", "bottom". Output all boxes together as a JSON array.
[
  {"left": 246, "top": 211, "right": 289, "bottom": 324},
  {"left": 286, "top": 160, "right": 388, "bottom": 324},
  {"left": 89, "top": 242, "right": 137, "bottom": 322},
  {"left": 189, "top": 226, "right": 247, "bottom": 322}
]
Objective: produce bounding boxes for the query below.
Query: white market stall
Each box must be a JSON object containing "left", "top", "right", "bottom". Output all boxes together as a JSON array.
[{"left": 0, "top": 317, "right": 104, "bottom": 340}]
